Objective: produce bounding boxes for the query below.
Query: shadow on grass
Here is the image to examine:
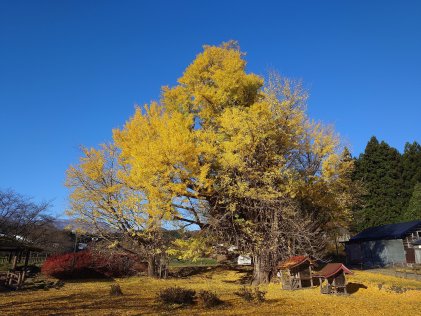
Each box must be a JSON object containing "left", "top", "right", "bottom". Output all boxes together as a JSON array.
[
  {"left": 154, "top": 299, "right": 233, "bottom": 314},
  {"left": 222, "top": 273, "right": 253, "bottom": 285},
  {"left": 347, "top": 282, "right": 368, "bottom": 294},
  {"left": 220, "top": 265, "right": 253, "bottom": 285},
  {"left": 1, "top": 292, "right": 156, "bottom": 314},
  {"left": 62, "top": 276, "right": 115, "bottom": 283},
  {"left": 2, "top": 290, "right": 236, "bottom": 315},
  {"left": 169, "top": 266, "right": 221, "bottom": 278}
]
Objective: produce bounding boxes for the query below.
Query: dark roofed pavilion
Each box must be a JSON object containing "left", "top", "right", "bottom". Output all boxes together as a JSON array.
[{"left": 0, "top": 235, "right": 44, "bottom": 289}]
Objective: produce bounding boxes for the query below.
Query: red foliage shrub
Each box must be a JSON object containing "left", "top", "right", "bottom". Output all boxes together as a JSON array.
[
  {"left": 42, "top": 250, "right": 147, "bottom": 279},
  {"left": 41, "top": 251, "right": 98, "bottom": 279}
]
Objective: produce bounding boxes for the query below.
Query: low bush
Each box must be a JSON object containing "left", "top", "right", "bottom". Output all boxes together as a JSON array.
[
  {"left": 253, "top": 287, "right": 266, "bottom": 303},
  {"left": 234, "top": 286, "right": 254, "bottom": 302},
  {"left": 197, "top": 290, "right": 223, "bottom": 308},
  {"left": 41, "top": 250, "right": 145, "bottom": 279},
  {"left": 388, "top": 285, "right": 408, "bottom": 294},
  {"left": 41, "top": 251, "right": 99, "bottom": 279},
  {"left": 234, "top": 286, "right": 266, "bottom": 303},
  {"left": 110, "top": 284, "right": 123, "bottom": 296},
  {"left": 156, "top": 286, "right": 196, "bottom": 306}
]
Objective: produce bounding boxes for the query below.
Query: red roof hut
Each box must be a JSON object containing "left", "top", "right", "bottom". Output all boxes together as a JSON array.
[
  {"left": 277, "top": 256, "right": 314, "bottom": 290},
  {"left": 313, "top": 263, "right": 353, "bottom": 295}
]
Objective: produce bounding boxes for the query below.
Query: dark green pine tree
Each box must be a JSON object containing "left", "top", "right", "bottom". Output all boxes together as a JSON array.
[
  {"left": 353, "top": 136, "right": 406, "bottom": 230},
  {"left": 401, "top": 142, "right": 421, "bottom": 209},
  {"left": 402, "top": 182, "right": 421, "bottom": 221}
]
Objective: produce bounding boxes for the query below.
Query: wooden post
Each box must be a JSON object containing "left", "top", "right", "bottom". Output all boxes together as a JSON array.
[
  {"left": 309, "top": 265, "right": 314, "bottom": 287},
  {"left": 280, "top": 270, "right": 284, "bottom": 288},
  {"left": 20, "top": 270, "right": 26, "bottom": 288},
  {"left": 17, "top": 272, "right": 22, "bottom": 287},
  {"left": 8, "top": 272, "right": 13, "bottom": 285},
  {"left": 24, "top": 251, "right": 30, "bottom": 268},
  {"left": 11, "top": 255, "right": 18, "bottom": 271},
  {"left": 344, "top": 272, "right": 347, "bottom": 294}
]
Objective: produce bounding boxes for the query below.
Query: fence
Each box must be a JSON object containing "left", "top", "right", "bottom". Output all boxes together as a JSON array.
[
  {"left": 0, "top": 253, "right": 48, "bottom": 265},
  {"left": 393, "top": 262, "right": 421, "bottom": 280}
]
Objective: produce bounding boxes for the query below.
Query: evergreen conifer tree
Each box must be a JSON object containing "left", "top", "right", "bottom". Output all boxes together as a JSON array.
[
  {"left": 402, "top": 182, "right": 421, "bottom": 221},
  {"left": 353, "top": 137, "right": 406, "bottom": 230},
  {"left": 401, "top": 142, "right": 421, "bottom": 209}
]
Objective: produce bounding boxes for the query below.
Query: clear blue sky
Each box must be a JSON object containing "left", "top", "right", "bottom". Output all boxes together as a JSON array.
[{"left": 1, "top": 0, "right": 420, "bottom": 216}]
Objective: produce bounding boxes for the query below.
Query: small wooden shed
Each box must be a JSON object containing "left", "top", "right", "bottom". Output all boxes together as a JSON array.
[
  {"left": 277, "top": 256, "right": 314, "bottom": 290},
  {"left": 313, "top": 263, "right": 352, "bottom": 295}
]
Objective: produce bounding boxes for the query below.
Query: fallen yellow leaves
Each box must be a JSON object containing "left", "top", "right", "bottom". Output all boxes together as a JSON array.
[{"left": 1, "top": 268, "right": 420, "bottom": 315}]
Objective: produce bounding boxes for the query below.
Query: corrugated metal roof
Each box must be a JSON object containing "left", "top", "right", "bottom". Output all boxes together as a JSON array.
[{"left": 349, "top": 220, "right": 421, "bottom": 242}]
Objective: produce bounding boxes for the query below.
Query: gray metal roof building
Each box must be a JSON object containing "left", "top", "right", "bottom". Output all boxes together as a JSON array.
[{"left": 345, "top": 220, "right": 421, "bottom": 266}]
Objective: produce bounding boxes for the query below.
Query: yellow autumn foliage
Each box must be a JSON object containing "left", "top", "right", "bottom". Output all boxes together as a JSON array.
[{"left": 66, "top": 41, "right": 360, "bottom": 269}]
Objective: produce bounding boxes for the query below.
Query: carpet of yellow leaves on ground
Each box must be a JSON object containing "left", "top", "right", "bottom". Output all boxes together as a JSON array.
[{"left": 1, "top": 267, "right": 420, "bottom": 315}]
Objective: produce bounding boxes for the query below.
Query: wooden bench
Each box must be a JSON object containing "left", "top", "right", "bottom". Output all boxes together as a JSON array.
[{"left": 3, "top": 271, "right": 26, "bottom": 289}]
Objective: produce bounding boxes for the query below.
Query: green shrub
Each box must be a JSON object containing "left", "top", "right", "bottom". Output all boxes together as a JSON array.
[
  {"left": 110, "top": 284, "right": 123, "bottom": 296},
  {"left": 234, "top": 286, "right": 266, "bottom": 303},
  {"left": 197, "top": 290, "right": 223, "bottom": 308},
  {"left": 253, "top": 287, "right": 266, "bottom": 302},
  {"left": 156, "top": 286, "right": 196, "bottom": 305},
  {"left": 234, "top": 286, "right": 254, "bottom": 302},
  {"left": 388, "top": 285, "right": 408, "bottom": 294}
]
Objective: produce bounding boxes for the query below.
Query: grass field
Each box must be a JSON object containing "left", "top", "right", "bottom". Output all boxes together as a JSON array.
[{"left": 1, "top": 266, "right": 421, "bottom": 315}]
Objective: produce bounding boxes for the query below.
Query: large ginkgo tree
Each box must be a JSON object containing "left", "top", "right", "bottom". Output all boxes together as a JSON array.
[{"left": 67, "top": 41, "right": 358, "bottom": 283}]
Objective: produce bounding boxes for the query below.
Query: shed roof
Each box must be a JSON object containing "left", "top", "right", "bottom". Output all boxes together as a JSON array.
[
  {"left": 278, "top": 256, "right": 312, "bottom": 269},
  {"left": 348, "top": 220, "right": 421, "bottom": 242},
  {"left": 313, "top": 263, "right": 352, "bottom": 278},
  {"left": 0, "top": 236, "right": 43, "bottom": 252}
]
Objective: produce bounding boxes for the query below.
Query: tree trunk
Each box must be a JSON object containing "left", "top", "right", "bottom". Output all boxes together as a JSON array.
[
  {"left": 147, "top": 254, "right": 157, "bottom": 278},
  {"left": 252, "top": 254, "right": 273, "bottom": 285},
  {"left": 147, "top": 253, "right": 168, "bottom": 278}
]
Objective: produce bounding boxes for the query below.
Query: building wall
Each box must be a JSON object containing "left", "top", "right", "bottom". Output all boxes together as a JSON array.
[
  {"left": 346, "top": 243, "right": 362, "bottom": 264},
  {"left": 237, "top": 255, "right": 252, "bottom": 265},
  {"left": 346, "top": 239, "right": 406, "bottom": 266},
  {"left": 415, "top": 245, "right": 421, "bottom": 264}
]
